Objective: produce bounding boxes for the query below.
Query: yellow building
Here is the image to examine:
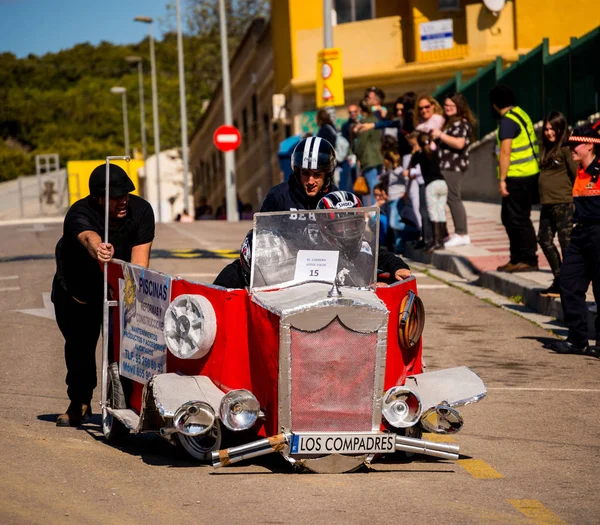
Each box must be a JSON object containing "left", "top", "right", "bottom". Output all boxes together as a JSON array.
[{"left": 189, "top": 0, "right": 598, "bottom": 212}]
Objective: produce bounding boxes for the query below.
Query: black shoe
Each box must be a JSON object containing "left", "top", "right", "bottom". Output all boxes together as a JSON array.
[
  {"left": 57, "top": 402, "right": 92, "bottom": 427},
  {"left": 413, "top": 239, "right": 426, "bottom": 250},
  {"left": 540, "top": 282, "right": 560, "bottom": 298},
  {"left": 545, "top": 340, "right": 588, "bottom": 355},
  {"left": 585, "top": 346, "right": 600, "bottom": 358}
]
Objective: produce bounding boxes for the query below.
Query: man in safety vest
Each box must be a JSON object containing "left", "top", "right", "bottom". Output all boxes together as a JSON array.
[{"left": 490, "top": 85, "right": 540, "bottom": 273}]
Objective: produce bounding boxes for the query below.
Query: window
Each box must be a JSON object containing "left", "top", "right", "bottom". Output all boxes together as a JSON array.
[
  {"left": 242, "top": 108, "right": 248, "bottom": 136},
  {"left": 334, "top": 0, "right": 375, "bottom": 24},
  {"left": 438, "top": 0, "right": 461, "bottom": 11}
]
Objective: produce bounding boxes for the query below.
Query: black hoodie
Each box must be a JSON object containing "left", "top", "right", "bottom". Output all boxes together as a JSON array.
[{"left": 260, "top": 172, "right": 336, "bottom": 212}]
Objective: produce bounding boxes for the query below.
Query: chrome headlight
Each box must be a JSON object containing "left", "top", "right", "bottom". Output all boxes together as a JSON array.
[
  {"left": 164, "top": 294, "right": 217, "bottom": 359},
  {"left": 420, "top": 403, "right": 463, "bottom": 434},
  {"left": 382, "top": 386, "right": 422, "bottom": 428},
  {"left": 173, "top": 401, "right": 216, "bottom": 436},
  {"left": 219, "top": 389, "right": 260, "bottom": 431}
]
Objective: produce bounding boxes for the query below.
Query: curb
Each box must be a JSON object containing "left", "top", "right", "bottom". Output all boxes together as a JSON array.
[{"left": 404, "top": 243, "right": 597, "bottom": 335}]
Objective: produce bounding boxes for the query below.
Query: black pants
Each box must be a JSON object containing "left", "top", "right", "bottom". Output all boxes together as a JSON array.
[
  {"left": 537, "top": 202, "right": 574, "bottom": 278},
  {"left": 559, "top": 224, "right": 600, "bottom": 348},
  {"left": 52, "top": 279, "right": 102, "bottom": 404},
  {"left": 419, "top": 183, "right": 433, "bottom": 243},
  {"left": 501, "top": 175, "right": 539, "bottom": 266}
]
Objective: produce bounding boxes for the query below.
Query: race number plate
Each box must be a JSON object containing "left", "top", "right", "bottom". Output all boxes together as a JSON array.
[{"left": 290, "top": 433, "right": 396, "bottom": 455}]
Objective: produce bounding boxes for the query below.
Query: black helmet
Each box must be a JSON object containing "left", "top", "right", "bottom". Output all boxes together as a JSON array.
[
  {"left": 291, "top": 137, "right": 337, "bottom": 178},
  {"left": 316, "top": 191, "right": 365, "bottom": 256},
  {"left": 239, "top": 230, "right": 253, "bottom": 286}
]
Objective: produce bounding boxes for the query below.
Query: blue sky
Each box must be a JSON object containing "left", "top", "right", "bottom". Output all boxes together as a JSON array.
[{"left": 0, "top": 0, "right": 174, "bottom": 58}]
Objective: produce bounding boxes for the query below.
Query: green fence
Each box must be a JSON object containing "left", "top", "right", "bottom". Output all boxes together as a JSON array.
[{"left": 432, "top": 26, "right": 600, "bottom": 140}]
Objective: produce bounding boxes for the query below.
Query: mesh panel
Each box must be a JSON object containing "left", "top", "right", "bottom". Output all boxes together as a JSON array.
[{"left": 290, "top": 319, "right": 378, "bottom": 432}]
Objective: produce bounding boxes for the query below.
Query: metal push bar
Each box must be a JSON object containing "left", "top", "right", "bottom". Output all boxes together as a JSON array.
[{"left": 101, "top": 156, "right": 130, "bottom": 414}]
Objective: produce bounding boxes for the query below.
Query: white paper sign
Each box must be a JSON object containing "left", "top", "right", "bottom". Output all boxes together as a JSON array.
[
  {"left": 119, "top": 265, "right": 170, "bottom": 384},
  {"left": 294, "top": 250, "right": 339, "bottom": 282},
  {"left": 419, "top": 19, "right": 454, "bottom": 52}
]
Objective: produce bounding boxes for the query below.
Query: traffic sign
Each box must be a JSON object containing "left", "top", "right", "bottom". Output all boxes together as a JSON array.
[
  {"left": 213, "top": 125, "right": 241, "bottom": 152},
  {"left": 316, "top": 48, "right": 345, "bottom": 108}
]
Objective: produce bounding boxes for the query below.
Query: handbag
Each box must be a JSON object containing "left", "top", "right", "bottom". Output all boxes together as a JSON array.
[{"left": 353, "top": 175, "right": 369, "bottom": 196}]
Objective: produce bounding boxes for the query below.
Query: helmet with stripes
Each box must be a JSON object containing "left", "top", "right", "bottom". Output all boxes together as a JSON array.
[
  {"left": 291, "top": 137, "right": 337, "bottom": 180},
  {"left": 316, "top": 191, "right": 365, "bottom": 256},
  {"left": 239, "top": 230, "right": 253, "bottom": 286}
]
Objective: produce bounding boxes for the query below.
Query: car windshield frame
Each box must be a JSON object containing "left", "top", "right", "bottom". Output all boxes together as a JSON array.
[{"left": 249, "top": 207, "right": 380, "bottom": 292}]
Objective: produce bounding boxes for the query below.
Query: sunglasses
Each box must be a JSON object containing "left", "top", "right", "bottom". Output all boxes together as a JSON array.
[{"left": 419, "top": 104, "right": 432, "bottom": 111}]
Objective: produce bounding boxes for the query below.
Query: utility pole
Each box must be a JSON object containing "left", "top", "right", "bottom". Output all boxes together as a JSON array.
[
  {"left": 218, "top": 0, "right": 239, "bottom": 222},
  {"left": 176, "top": 0, "right": 191, "bottom": 214}
]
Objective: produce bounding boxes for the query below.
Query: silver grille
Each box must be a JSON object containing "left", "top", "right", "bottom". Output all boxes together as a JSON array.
[{"left": 290, "top": 319, "right": 378, "bottom": 432}]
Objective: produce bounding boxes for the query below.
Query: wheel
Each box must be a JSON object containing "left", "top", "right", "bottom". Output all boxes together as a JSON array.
[
  {"left": 102, "top": 362, "right": 129, "bottom": 443},
  {"left": 176, "top": 422, "right": 222, "bottom": 462}
]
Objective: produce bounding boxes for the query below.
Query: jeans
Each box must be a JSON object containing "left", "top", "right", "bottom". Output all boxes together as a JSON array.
[
  {"left": 537, "top": 202, "right": 574, "bottom": 278},
  {"left": 441, "top": 169, "right": 468, "bottom": 235},
  {"left": 501, "top": 175, "right": 539, "bottom": 266},
  {"left": 339, "top": 160, "right": 355, "bottom": 193},
  {"left": 388, "top": 198, "right": 419, "bottom": 253},
  {"left": 363, "top": 165, "right": 382, "bottom": 206},
  {"left": 419, "top": 183, "right": 433, "bottom": 244}
]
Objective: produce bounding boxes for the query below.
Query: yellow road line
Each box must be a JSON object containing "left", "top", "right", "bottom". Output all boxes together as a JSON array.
[
  {"left": 508, "top": 499, "right": 567, "bottom": 525},
  {"left": 422, "top": 433, "right": 457, "bottom": 443},
  {"left": 457, "top": 458, "right": 503, "bottom": 479}
]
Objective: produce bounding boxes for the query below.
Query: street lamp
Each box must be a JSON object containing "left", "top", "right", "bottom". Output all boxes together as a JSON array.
[
  {"left": 134, "top": 15, "right": 162, "bottom": 222},
  {"left": 110, "top": 86, "right": 130, "bottom": 157},
  {"left": 175, "top": 0, "right": 191, "bottom": 214},
  {"left": 124, "top": 55, "right": 147, "bottom": 163}
]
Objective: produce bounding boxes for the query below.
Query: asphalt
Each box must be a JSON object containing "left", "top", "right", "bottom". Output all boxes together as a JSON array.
[{"left": 405, "top": 200, "right": 597, "bottom": 341}]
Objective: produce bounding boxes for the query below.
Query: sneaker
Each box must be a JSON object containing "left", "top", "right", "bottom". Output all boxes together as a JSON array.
[
  {"left": 444, "top": 234, "right": 471, "bottom": 248},
  {"left": 545, "top": 340, "right": 588, "bottom": 355},
  {"left": 56, "top": 402, "right": 92, "bottom": 427}
]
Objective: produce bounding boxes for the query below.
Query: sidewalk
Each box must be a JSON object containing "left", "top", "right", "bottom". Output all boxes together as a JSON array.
[{"left": 405, "top": 201, "right": 596, "bottom": 329}]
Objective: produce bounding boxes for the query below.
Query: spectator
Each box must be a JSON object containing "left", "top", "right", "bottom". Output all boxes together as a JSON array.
[
  {"left": 364, "top": 86, "right": 387, "bottom": 121},
  {"left": 547, "top": 123, "right": 600, "bottom": 356},
  {"left": 240, "top": 203, "right": 254, "bottom": 220},
  {"left": 412, "top": 94, "right": 446, "bottom": 249},
  {"left": 316, "top": 108, "right": 337, "bottom": 148},
  {"left": 371, "top": 182, "right": 391, "bottom": 249},
  {"left": 340, "top": 103, "right": 361, "bottom": 192},
  {"left": 198, "top": 205, "right": 214, "bottom": 220},
  {"left": 537, "top": 112, "right": 578, "bottom": 296},
  {"left": 215, "top": 198, "right": 227, "bottom": 220},
  {"left": 52, "top": 164, "right": 155, "bottom": 427},
  {"left": 354, "top": 99, "right": 383, "bottom": 205},
  {"left": 194, "top": 196, "right": 210, "bottom": 220},
  {"left": 180, "top": 208, "right": 194, "bottom": 222},
  {"left": 431, "top": 92, "right": 476, "bottom": 247},
  {"left": 407, "top": 132, "right": 448, "bottom": 252},
  {"left": 490, "top": 85, "right": 540, "bottom": 272}
]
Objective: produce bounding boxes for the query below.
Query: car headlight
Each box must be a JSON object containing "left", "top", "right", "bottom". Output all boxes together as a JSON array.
[
  {"left": 174, "top": 401, "right": 216, "bottom": 436},
  {"left": 164, "top": 294, "right": 217, "bottom": 359},
  {"left": 219, "top": 389, "right": 260, "bottom": 431},
  {"left": 382, "top": 386, "right": 422, "bottom": 428}
]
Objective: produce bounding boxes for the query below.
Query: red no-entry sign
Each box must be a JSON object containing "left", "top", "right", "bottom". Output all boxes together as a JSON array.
[{"left": 213, "top": 125, "right": 241, "bottom": 152}]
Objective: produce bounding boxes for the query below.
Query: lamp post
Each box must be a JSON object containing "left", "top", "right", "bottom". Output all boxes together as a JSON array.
[
  {"left": 124, "top": 55, "right": 147, "bottom": 163},
  {"left": 175, "top": 0, "right": 190, "bottom": 214},
  {"left": 110, "top": 86, "right": 130, "bottom": 157},
  {"left": 217, "top": 0, "right": 239, "bottom": 222},
  {"left": 134, "top": 15, "right": 162, "bottom": 222}
]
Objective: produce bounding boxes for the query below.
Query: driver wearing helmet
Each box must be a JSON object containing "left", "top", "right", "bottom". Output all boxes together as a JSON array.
[{"left": 316, "top": 191, "right": 411, "bottom": 286}]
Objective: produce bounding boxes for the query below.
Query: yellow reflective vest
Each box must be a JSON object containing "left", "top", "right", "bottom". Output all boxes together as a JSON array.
[{"left": 495, "top": 106, "right": 539, "bottom": 178}]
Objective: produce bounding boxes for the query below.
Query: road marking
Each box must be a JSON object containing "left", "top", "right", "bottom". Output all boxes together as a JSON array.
[
  {"left": 488, "top": 387, "right": 600, "bottom": 393},
  {"left": 418, "top": 284, "right": 449, "bottom": 289},
  {"left": 0, "top": 275, "right": 18, "bottom": 280},
  {"left": 457, "top": 459, "right": 503, "bottom": 479},
  {"left": 0, "top": 286, "right": 20, "bottom": 292},
  {"left": 422, "top": 433, "right": 457, "bottom": 443},
  {"left": 16, "top": 292, "right": 55, "bottom": 320},
  {"left": 508, "top": 499, "right": 567, "bottom": 524}
]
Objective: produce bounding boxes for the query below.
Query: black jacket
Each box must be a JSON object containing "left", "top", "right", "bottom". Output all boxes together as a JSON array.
[{"left": 260, "top": 173, "right": 337, "bottom": 212}]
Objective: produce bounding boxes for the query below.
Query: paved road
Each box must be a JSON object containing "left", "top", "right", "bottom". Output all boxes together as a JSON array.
[{"left": 0, "top": 221, "right": 598, "bottom": 525}]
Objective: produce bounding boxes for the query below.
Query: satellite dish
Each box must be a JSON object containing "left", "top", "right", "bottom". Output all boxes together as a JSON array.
[{"left": 483, "top": 0, "right": 506, "bottom": 15}]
